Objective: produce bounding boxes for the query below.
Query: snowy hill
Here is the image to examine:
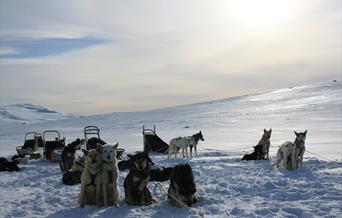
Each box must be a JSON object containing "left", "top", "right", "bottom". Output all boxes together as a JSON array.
[
  {"left": 0, "top": 81, "right": 341, "bottom": 217},
  {"left": 0, "top": 103, "right": 73, "bottom": 124}
]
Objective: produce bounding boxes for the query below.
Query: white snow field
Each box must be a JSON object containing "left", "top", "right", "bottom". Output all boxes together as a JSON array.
[
  {"left": 0, "top": 81, "right": 341, "bottom": 217},
  {"left": 0, "top": 103, "right": 73, "bottom": 125}
]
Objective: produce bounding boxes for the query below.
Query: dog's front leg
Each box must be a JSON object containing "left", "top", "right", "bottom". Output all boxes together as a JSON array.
[
  {"left": 138, "top": 177, "right": 149, "bottom": 192},
  {"left": 102, "top": 174, "right": 108, "bottom": 207},
  {"left": 96, "top": 182, "right": 102, "bottom": 207},
  {"left": 79, "top": 183, "right": 86, "bottom": 208},
  {"left": 195, "top": 145, "right": 198, "bottom": 157},
  {"left": 113, "top": 181, "right": 119, "bottom": 207},
  {"left": 186, "top": 147, "right": 189, "bottom": 158}
]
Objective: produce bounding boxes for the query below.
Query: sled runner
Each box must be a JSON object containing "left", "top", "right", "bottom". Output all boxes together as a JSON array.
[
  {"left": 43, "top": 130, "right": 65, "bottom": 162},
  {"left": 143, "top": 125, "right": 169, "bottom": 154},
  {"left": 16, "top": 132, "right": 43, "bottom": 156}
]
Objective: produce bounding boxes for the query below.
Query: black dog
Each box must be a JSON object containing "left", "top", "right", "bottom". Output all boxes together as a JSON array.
[
  {"left": 86, "top": 137, "right": 106, "bottom": 150},
  {"left": 0, "top": 157, "right": 20, "bottom": 172},
  {"left": 124, "top": 152, "right": 156, "bottom": 205},
  {"left": 241, "top": 145, "right": 263, "bottom": 161},
  {"left": 60, "top": 138, "right": 84, "bottom": 173},
  {"left": 150, "top": 167, "right": 173, "bottom": 182},
  {"left": 119, "top": 157, "right": 172, "bottom": 182},
  {"left": 168, "top": 164, "right": 197, "bottom": 207}
]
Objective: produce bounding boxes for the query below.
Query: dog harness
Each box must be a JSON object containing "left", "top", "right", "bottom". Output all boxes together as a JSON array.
[
  {"left": 87, "top": 173, "right": 97, "bottom": 187},
  {"left": 106, "top": 170, "right": 113, "bottom": 184}
]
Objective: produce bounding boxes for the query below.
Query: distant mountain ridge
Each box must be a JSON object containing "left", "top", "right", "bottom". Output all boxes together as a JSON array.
[{"left": 0, "top": 103, "right": 74, "bottom": 124}]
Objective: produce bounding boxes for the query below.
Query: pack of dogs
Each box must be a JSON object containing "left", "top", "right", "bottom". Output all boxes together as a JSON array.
[
  {"left": 2, "top": 128, "right": 309, "bottom": 209},
  {"left": 168, "top": 131, "right": 204, "bottom": 159}
]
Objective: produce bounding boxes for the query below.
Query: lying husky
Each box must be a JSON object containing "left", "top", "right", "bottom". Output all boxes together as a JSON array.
[
  {"left": 168, "top": 164, "right": 197, "bottom": 207},
  {"left": 257, "top": 129, "right": 272, "bottom": 160},
  {"left": 168, "top": 131, "right": 204, "bottom": 158},
  {"left": 124, "top": 152, "right": 155, "bottom": 205},
  {"left": 0, "top": 157, "right": 20, "bottom": 172},
  {"left": 101, "top": 143, "right": 120, "bottom": 207},
  {"left": 60, "top": 138, "right": 85, "bottom": 173},
  {"left": 241, "top": 145, "right": 263, "bottom": 161},
  {"left": 79, "top": 146, "right": 103, "bottom": 207},
  {"left": 276, "top": 130, "right": 307, "bottom": 171}
]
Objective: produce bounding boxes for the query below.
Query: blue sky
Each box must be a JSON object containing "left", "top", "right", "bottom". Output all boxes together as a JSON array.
[{"left": 0, "top": 0, "right": 341, "bottom": 115}]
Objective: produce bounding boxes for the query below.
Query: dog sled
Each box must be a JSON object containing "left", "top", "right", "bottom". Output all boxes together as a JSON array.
[
  {"left": 84, "top": 126, "right": 125, "bottom": 158},
  {"left": 84, "top": 126, "right": 106, "bottom": 150},
  {"left": 143, "top": 125, "right": 169, "bottom": 154},
  {"left": 43, "top": 130, "right": 66, "bottom": 162},
  {"left": 16, "top": 132, "right": 43, "bottom": 156}
]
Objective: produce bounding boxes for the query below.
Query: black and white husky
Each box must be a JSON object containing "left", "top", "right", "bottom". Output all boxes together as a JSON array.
[
  {"left": 276, "top": 130, "right": 307, "bottom": 171},
  {"left": 168, "top": 131, "right": 204, "bottom": 159}
]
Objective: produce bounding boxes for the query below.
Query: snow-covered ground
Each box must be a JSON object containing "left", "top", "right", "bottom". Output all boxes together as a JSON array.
[
  {"left": 0, "top": 81, "right": 341, "bottom": 217},
  {"left": 0, "top": 103, "right": 73, "bottom": 125}
]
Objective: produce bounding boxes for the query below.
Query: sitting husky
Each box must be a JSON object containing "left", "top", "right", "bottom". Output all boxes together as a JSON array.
[
  {"left": 62, "top": 150, "right": 87, "bottom": 186},
  {"left": 101, "top": 143, "right": 120, "bottom": 207},
  {"left": 276, "top": 130, "right": 307, "bottom": 171},
  {"left": 60, "top": 138, "right": 85, "bottom": 173},
  {"left": 294, "top": 130, "right": 307, "bottom": 168},
  {"left": 257, "top": 129, "right": 272, "bottom": 160},
  {"left": 168, "top": 131, "right": 204, "bottom": 159},
  {"left": 241, "top": 145, "right": 263, "bottom": 161},
  {"left": 79, "top": 145, "right": 103, "bottom": 207},
  {"left": 168, "top": 164, "right": 197, "bottom": 207},
  {"left": 124, "top": 152, "right": 155, "bottom": 205}
]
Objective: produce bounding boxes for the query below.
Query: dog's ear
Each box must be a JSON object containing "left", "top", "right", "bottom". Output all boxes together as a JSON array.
[
  {"left": 96, "top": 143, "right": 102, "bottom": 153},
  {"left": 264, "top": 129, "right": 267, "bottom": 133},
  {"left": 81, "top": 149, "right": 89, "bottom": 156},
  {"left": 304, "top": 130, "right": 307, "bottom": 135},
  {"left": 269, "top": 128, "right": 272, "bottom": 133},
  {"left": 113, "top": 143, "right": 119, "bottom": 149},
  {"left": 294, "top": 131, "right": 299, "bottom": 136}
]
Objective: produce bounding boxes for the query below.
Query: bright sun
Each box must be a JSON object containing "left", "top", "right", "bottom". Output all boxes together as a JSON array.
[{"left": 230, "top": 0, "right": 295, "bottom": 29}]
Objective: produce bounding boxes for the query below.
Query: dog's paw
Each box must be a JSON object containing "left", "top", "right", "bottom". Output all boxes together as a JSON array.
[{"left": 114, "top": 203, "right": 119, "bottom": 207}]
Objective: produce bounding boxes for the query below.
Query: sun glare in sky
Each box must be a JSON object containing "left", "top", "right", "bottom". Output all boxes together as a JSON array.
[{"left": 230, "top": 0, "right": 296, "bottom": 29}]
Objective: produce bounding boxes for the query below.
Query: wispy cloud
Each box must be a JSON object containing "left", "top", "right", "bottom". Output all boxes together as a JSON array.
[{"left": 1, "top": 37, "right": 109, "bottom": 58}]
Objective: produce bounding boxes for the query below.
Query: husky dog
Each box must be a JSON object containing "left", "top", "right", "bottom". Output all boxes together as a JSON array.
[
  {"left": 276, "top": 131, "right": 307, "bottom": 171},
  {"left": 79, "top": 145, "right": 103, "bottom": 207},
  {"left": 124, "top": 152, "right": 155, "bottom": 205},
  {"left": 168, "top": 131, "right": 204, "bottom": 159},
  {"left": 150, "top": 167, "right": 173, "bottom": 182},
  {"left": 0, "top": 157, "right": 20, "bottom": 172},
  {"left": 257, "top": 129, "right": 272, "bottom": 160},
  {"left": 241, "top": 145, "right": 263, "bottom": 161},
  {"left": 62, "top": 150, "right": 87, "bottom": 186},
  {"left": 101, "top": 143, "right": 120, "bottom": 207},
  {"left": 294, "top": 130, "right": 307, "bottom": 168},
  {"left": 168, "top": 164, "right": 197, "bottom": 207},
  {"left": 60, "top": 138, "right": 85, "bottom": 173}
]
